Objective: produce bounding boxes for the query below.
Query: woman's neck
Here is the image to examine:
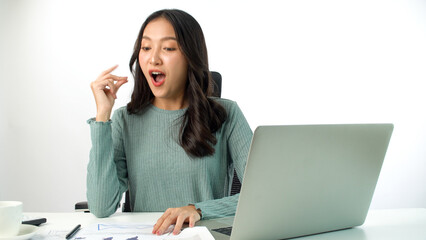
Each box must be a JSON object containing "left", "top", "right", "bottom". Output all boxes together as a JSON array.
[{"left": 152, "top": 97, "right": 188, "bottom": 110}]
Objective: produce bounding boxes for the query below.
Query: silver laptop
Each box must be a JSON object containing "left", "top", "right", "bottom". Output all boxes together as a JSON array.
[{"left": 198, "top": 124, "right": 393, "bottom": 240}]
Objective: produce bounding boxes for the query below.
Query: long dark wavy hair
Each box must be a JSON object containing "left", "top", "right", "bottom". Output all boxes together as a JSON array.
[{"left": 128, "top": 9, "right": 227, "bottom": 158}]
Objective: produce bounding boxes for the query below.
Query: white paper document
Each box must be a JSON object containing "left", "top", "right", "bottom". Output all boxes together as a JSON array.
[{"left": 35, "top": 223, "right": 214, "bottom": 240}]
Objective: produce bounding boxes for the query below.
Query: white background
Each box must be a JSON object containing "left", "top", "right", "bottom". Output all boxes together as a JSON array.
[{"left": 0, "top": 0, "right": 425, "bottom": 212}]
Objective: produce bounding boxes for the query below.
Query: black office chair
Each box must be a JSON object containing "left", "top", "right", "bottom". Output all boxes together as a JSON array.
[
  {"left": 210, "top": 71, "right": 242, "bottom": 197},
  {"left": 75, "top": 71, "right": 242, "bottom": 212}
]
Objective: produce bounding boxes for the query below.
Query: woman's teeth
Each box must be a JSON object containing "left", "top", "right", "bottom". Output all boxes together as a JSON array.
[{"left": 152, "top": 72, "right": 165, "bottom": 82}]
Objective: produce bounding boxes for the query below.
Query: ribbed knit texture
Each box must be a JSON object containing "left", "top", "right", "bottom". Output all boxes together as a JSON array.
[{"left": 87, "top": 98, "right": 253, "bottom": 219}]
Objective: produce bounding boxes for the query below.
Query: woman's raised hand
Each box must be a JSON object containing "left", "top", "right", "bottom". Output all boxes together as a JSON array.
[{"left": 90, "top": 65, "right": 128, "bottom": 122}]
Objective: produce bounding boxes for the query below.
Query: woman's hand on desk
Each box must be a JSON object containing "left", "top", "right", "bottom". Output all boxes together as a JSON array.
[
  {"left": 152, "top": 205, "right": 201, "bottom": 236},
  {"left": 90, "top": 65, "right": 128, "bottom": 122}
]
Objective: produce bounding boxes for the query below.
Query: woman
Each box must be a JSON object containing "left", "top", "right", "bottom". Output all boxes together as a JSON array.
[{"left": 87, "top": 9, "right": 253, "bottom": 235}]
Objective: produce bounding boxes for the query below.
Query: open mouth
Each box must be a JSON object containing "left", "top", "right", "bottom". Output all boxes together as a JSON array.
[{"left": 150, "top": 70, "right": 166, "bottom": 86}]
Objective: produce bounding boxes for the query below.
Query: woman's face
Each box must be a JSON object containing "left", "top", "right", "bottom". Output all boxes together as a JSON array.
[{"left": 139, "top": 17, "right": 188, "bottom": 109}]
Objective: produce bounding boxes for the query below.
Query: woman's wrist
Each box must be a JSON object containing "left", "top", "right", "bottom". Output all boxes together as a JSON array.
[
  {"left": 96, "top": 111, "right": 111, "bottom": 122},
  {"left": 188, "top": 204, "right": 202, "bottom": 218}
]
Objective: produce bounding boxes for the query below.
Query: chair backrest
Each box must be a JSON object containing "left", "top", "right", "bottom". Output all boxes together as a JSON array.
[
  {"left": 211, "top": 71, "right": 222, "bottom": 97},
  {"left": 210, "top": 71, "right": 242, "bottom": 196}
]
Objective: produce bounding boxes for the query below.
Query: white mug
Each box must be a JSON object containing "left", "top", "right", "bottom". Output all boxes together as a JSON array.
[{"left": 0, "top": 201, "right": 23, "bottom": 237}]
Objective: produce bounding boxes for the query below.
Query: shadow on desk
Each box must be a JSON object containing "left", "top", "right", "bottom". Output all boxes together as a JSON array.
[
  {"left": 198, "top": 217, "right": 367, "bottom": 240},
  {"left": 293, "top": 227, "right": 366, "bottom": 240}
]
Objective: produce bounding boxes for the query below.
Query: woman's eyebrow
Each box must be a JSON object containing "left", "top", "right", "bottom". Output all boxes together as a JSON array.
[{"left": 142, "top": 36, "right": 177, "bottom": 41}]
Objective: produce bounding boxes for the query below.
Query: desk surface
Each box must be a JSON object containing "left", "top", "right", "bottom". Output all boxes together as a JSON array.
[{"left": 26, "top": 208, "right": 426, "bottom": 240}]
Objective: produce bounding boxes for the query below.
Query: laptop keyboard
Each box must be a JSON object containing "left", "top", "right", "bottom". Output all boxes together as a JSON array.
[{"left": 212, "top": 226, "right": 233, "bottom": 236}]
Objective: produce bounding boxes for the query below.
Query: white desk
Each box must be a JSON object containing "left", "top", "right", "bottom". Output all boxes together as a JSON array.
[
  {"left": 288, "top": 208, "right": 426, "bottom": 240},
  {"left": 26, "top": 208, "right": 426, "bottom": 239}
]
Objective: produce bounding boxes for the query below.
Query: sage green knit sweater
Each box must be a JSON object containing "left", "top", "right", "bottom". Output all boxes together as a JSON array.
[{"left": 87, "top": 98, "right": 253, "bottom": 219}]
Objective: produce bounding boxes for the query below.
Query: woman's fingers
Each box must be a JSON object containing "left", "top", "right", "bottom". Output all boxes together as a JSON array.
[
  {"left": 153, "top": 206, "right": 201, "bottom": 236},
  {"left": 115, "top": 78, "right": 128, "bottom": 91},
  {"left": 104, "top": 80, "right": 117, "bottom": 99},
  {"left": 90, "top": 65, "right": 128, "bottom": 122},
  {"left": 173, "top": 215, "right": 186, "bottom": 235},
  {"left": 103, "top": 76, "right": 128, "bottom": 98},
  {"left": 103, "top": 74, "right": 127, "bottom": 82},
  {"left": 93, "top": 71, "right": 128, "bottom": 99},
  {"left": 155, "top": 215, "right": 174, "bottom": 235},
  {"left": 152, "top": 210, "right": 171, "bottom": 234},
  {"left": 188, "top": 215, "right": 196, "bottom": 228},
  {"left": 100, "top": 64, "right": 119, "bottom": 76}
]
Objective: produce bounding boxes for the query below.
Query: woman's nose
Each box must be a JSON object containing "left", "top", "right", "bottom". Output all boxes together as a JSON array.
[{"left": 150, "top": 49, "right": 162, "bottom": 65}]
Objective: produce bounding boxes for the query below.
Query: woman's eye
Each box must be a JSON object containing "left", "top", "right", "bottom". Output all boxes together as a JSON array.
[
  {"left": 141, "top": 47, "right": 151, "bottom": 51},
  {"left": 164, "top": 47, "right": 176, "bottom": 51}
]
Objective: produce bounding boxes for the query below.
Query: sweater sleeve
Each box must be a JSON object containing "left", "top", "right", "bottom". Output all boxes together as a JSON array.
[
  {"left": 194, "top": 101, "right": 253, "bottom": 219},
  {"left": 86, "top": 110, "right": 128, "bottom": 218}
]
